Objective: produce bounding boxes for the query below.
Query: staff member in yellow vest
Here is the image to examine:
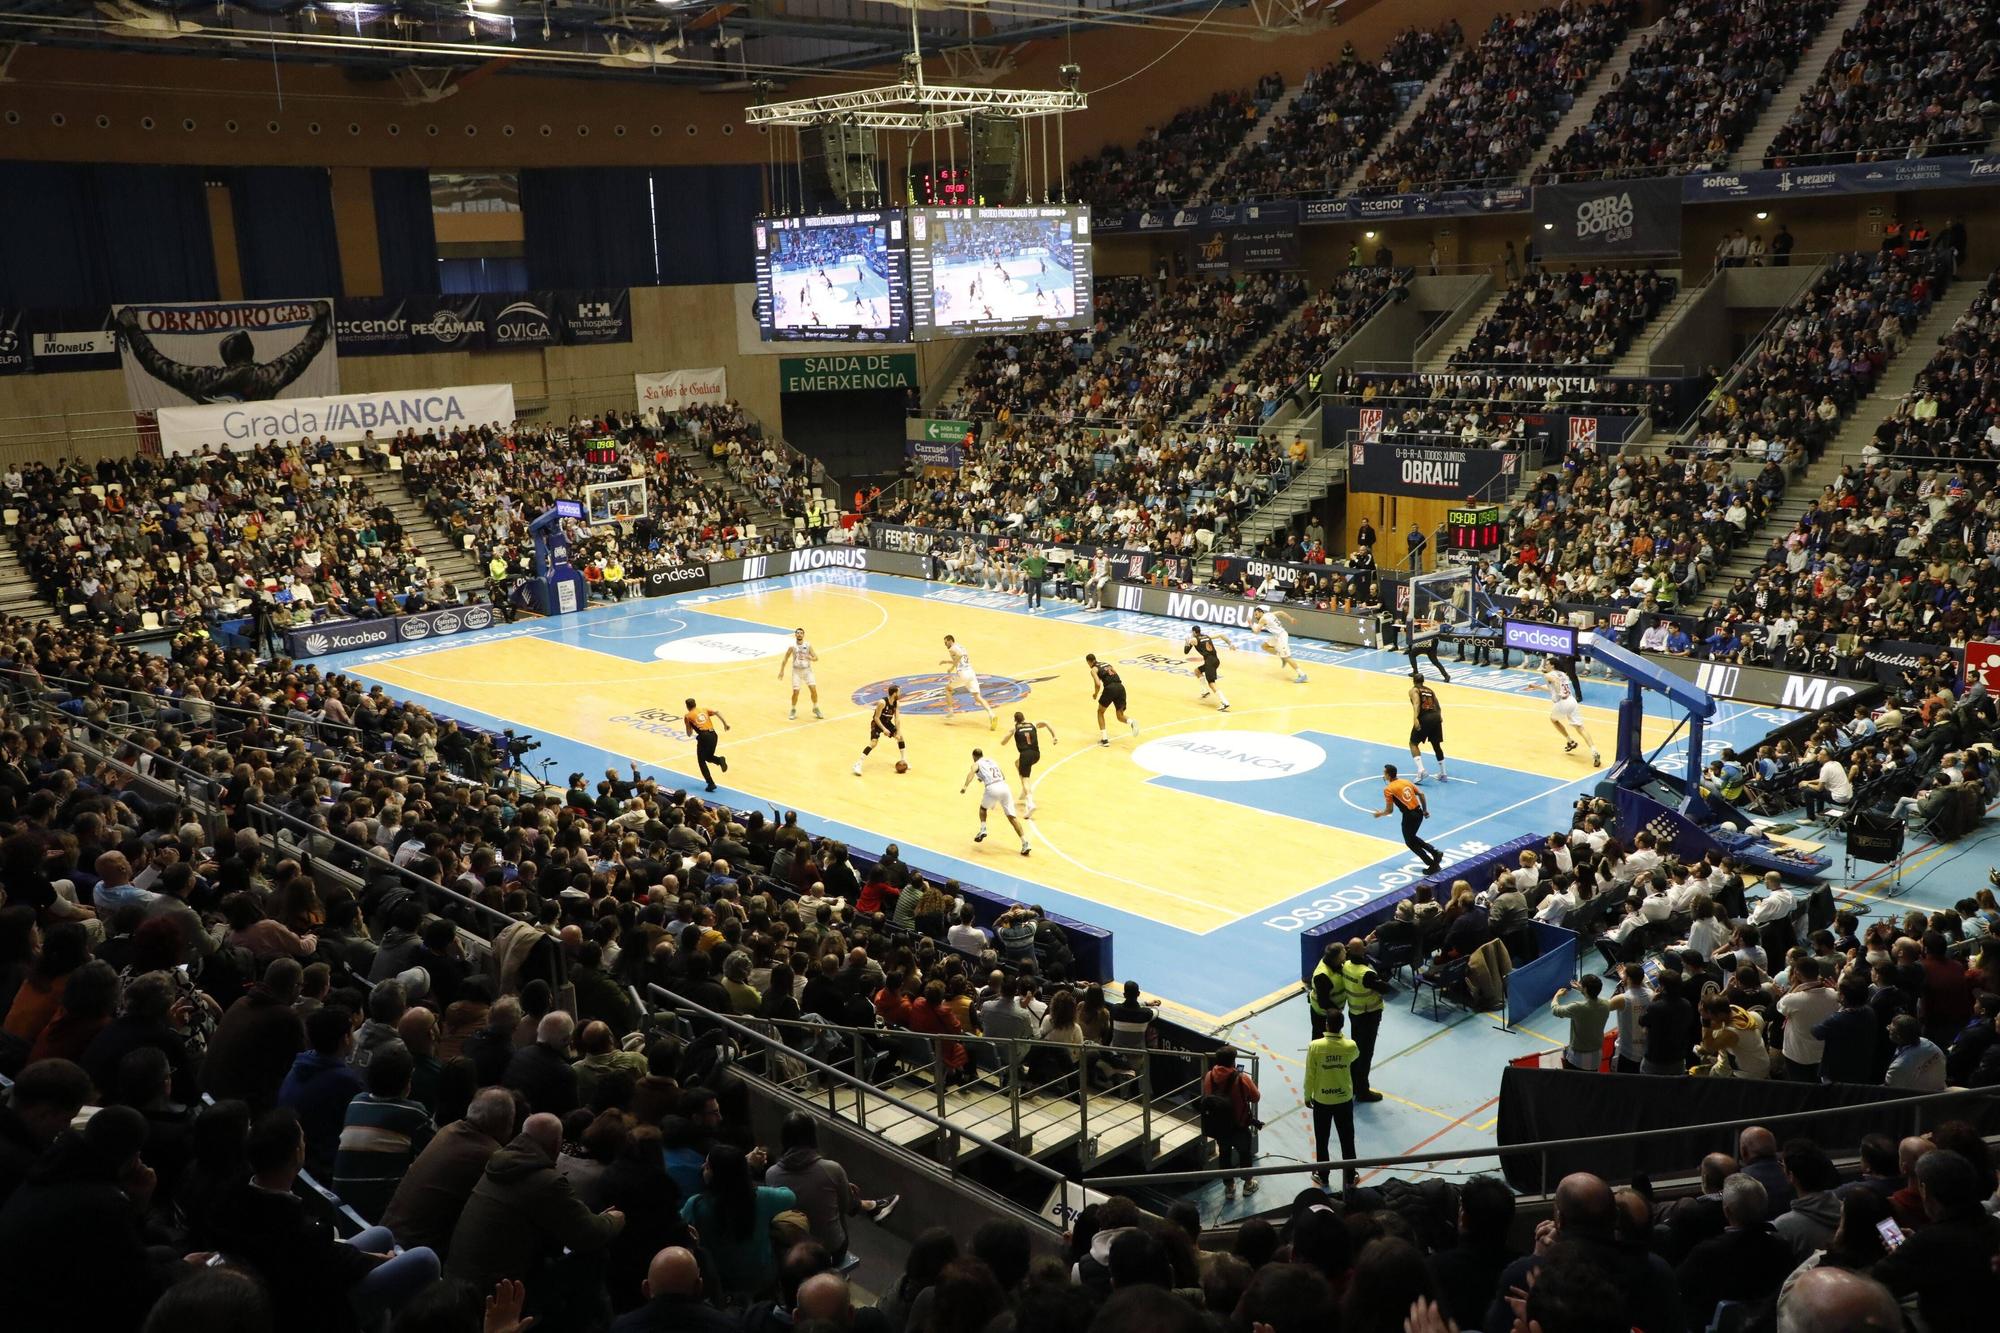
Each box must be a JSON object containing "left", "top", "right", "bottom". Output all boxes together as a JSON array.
[
  {"left": 602, "top": 556, "right": 626, "bottom": 601},
  {"left": 486, "top": 552, "right": 515, "bottom": 624},
  {"left": 1306, "top": 1010, "right": 1361, "bottom": 1193},
  {"left": 806, "top": 498, "right": 828, "bottom": 544},
  {"left": 1339, "top": 936, "right": 1391, "bottom": 1102},
  {"left": 1308, "top": 941, "right": 1346, "bottom": 1040}
]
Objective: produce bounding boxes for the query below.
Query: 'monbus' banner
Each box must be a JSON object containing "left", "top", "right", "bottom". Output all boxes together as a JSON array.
[
  {"left": 155, "top": 382, "right": 516, "bottom": 455},
  {"left": 636, "top": 368, "right": 728, "bottom": 412},
  {"left": 114, "top": 299, "right": 339, "bottom": 412}
]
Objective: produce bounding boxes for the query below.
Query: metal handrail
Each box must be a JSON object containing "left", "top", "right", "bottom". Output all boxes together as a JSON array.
[
  {"left": 1086, "top": 1086, "right": 2000, "bottom": 1190},
  {"left": 643, "top": 985, "right": 1069, "bottom": 1187},
  {"left": 756, "top": 1009, "right": 1230, "bottom": 1066},
  {"left": 36, "top": 698, "right": 521, "bottom": 937}
]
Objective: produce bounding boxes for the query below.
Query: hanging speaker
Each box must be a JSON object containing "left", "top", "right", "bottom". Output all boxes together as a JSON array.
[
  {"left": 799, "top": 123, "right": 879, "bottom": 207},
  {"left": 970, "top": 116, "right": 1021, "bottom": 205}
]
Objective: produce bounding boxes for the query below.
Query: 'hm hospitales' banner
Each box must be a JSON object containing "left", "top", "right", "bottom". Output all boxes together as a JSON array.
[{"left": 114, "top": 299, "right": 338, "bottom": 412}]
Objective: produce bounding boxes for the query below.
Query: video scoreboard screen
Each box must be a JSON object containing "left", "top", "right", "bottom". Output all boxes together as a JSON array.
[
  {"left": 907, "top": 204, "right": 1094, "bottom": 340},
  {"left": 753, "top": 211, "right": 910, "bottom": 343}
]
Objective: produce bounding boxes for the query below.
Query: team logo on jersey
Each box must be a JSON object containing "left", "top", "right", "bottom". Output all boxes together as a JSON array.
[{"left": 852, "top": 673, "right": 1049, "bottom": 716}]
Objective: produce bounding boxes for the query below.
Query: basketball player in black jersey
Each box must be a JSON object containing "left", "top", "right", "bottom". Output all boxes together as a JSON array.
[
  {"left": 1084, "top": 654, "right": 1140, "bottom": 746},
  {"left": 1183, "top": 627, "right": 1231, "bottom": 711},
  {"left": 1000, "top": 710, "right": 1058, "bottom": 814},
  {"left": 1407, "top": 670, "right": 1447, "bottom": 782},
  {"left": 852, "top": 685, "right": 907, "bottom": 775}
]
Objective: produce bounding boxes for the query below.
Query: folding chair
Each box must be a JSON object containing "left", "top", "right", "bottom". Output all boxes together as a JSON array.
[{"left": 1410, "top": 957, "right": 1468, "bottom": 1018}]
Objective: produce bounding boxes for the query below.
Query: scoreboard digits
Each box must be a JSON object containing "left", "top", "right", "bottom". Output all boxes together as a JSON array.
[{"left": 1447, "top": 504, "right": 1502, "bottom": 551}]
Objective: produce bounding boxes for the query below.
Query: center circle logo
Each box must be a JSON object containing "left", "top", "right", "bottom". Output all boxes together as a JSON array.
[
  {"left": 653, "top": 631, "right": 795, "bottom": 663},
  {"left": 853, "top": 674, "right": 1034, "bottom": 715},
  {"left": 1132, "top": 731, "right": 1326, "bottom": 783}
]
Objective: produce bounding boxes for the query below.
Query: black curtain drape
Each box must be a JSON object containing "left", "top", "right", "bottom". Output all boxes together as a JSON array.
[
  {"left": 229, "top": 166, "right": 344, "bottom": 299},
  {"left": 654, "top": 164, "right": 762, "bottom": 286},
  {"left": 0, "top": 161, "right": 217, "bottom": 306},
  {"left": 371, "top": 167, "right": 438, "bottom": 296},
  {"left": 520, "top": 167, "right": 658, "bottom": 289}
]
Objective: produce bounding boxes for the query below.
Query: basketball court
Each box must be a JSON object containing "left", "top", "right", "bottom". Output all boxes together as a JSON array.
[
  {"left": 930, "top": 257, "right": 1076, "bottom": 323},
  {"left": 317, "top": 568, "right": 1797, "bottom": 1021}
]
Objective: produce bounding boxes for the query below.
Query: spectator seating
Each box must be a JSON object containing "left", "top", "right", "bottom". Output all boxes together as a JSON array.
[
  {"left": 940, "top": 276, "right": 1152, "bottom": 424},
  {"left": 1537, "top": 0, "right": 1839, "bottom": 183},
  {"left": 1355, "top": 1, "right": 1641, "bottom": 195},
  {"left": 1066, "top": 75, "right": 1281, "bottom": 213},
  {"left": 1764, "top": 0, "right": 2000, "bottom": 167},
  {"left": 1451, "top": 267, "right": 1679, "bottom": 369},
  {"left": 1189, "top": 267, "right": 1407, "bottom": 429}
]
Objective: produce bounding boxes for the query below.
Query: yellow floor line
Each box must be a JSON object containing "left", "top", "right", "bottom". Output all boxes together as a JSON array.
[{"left": 1379, "top": 1091, "right": 1463, "bottom": 1125}]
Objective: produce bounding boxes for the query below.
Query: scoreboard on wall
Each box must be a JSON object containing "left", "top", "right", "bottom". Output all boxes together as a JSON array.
[{"left": 1448, "top": 504, "right": 1502, "bottom": 551}]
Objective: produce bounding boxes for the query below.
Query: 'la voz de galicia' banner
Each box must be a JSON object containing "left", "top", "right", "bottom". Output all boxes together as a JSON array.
[{"left": 154, "top": 382, "right": 516, "bottom": 455}]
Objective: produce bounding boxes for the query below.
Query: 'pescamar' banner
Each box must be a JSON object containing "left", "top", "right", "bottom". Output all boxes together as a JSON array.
[
  {"left": 114, "top": 299, "right": 338, "bottom": 412},
  {"left": 154, "top": 382, "right": 516, "bottom": 455}
]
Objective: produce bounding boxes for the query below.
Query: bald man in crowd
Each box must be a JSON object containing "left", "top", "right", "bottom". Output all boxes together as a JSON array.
[
  {"left": 1776, "top": 1267, "right": 1902, "bottom": 1333},
  {"left": 612, "top": 1245, "right": 737, "bottom": 1332}
]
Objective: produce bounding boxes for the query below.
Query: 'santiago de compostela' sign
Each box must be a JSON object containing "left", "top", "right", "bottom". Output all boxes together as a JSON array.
[{"left": 780, "top": 353, "right": 918, "bottom": 394}]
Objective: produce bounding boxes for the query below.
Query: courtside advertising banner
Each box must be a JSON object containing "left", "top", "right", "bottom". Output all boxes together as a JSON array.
[
  {"left": 636, "top": 368, "right": 728, "bottom": 412},
  {"left": 154, "top": 383, "right": 516, "bottom": 455},
  {"left": 113, "top": 299, "right": 338, "bottom": 412}
]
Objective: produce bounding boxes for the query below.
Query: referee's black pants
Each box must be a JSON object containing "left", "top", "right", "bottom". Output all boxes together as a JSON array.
[
  {"left": 1408, "top": 643, "right": 1450, "bottom": 682},
  {"left": 1401, "top": 809, "right": 1442, "bottom": 871},
  {"left": 695, "top": 730, "right": 725, "bottom": 788}
]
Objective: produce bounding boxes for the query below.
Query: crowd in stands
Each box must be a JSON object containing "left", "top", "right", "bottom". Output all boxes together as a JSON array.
[
  {"left": 882, "top": 415, "right": 1291, "bottom": 555},
  {"left": 1762, "top": 0, "right": 2000, "bottom": 167},
  {"left": 1066, "top": 77, "right": 1280, "bottom": 214},
  {"left": 4, "top": 445, "right": 437, "bottom": 634},
  {"left": 941, "top": 277, "right": 1152, "bottom": 424},
  {"left": 1228, "top": 27, "right": 1459, "bottom": 202},
  {"left": 5, "top": 599, "right": 1999, "bottom": 1333},
  {"left": 1451, "top": 267, "right": 1678, "bottom": 369},
  {"left": 1684, "top": 242, "right": 1956, "bottom": 466},
  {"left": 1189, "top": 268, "right": 1407, "bottom": 430},
  {"left": 1354, "top": 2, "right": 1640, "bottom": 195},
  {"left": 1536, "top": 0, "right": 1838, "bottom": 184}
]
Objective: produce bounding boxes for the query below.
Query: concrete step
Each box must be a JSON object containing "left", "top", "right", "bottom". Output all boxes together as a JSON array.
[
  {"left": 1524, "top": 22, "right": 1660, "bottom": 180},
  {"left": 1742, "top": 0, "right": 1872, "bottom": 164},
  {"left": 1420, "top": 292, "right": 1507, "bottom": 373},
  {"left": 1608, "top": 281, "right": 1704, "bottom": 376}
]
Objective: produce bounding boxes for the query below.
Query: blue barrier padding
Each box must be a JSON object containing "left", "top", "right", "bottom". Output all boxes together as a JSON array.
[
  {"left": 846, "top": 848, "right": 1114, "bottom": 984},
  {"left": 1506, "top": 922, "right": 1581, "bottom": 1025},
  {"left": 1299, "top": 832, "right": 1545, "bottom": 984}
]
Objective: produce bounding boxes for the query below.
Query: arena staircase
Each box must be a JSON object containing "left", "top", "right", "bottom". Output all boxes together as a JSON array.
[
  {"left": 1190, "top": 83, "right": 1305, "bottom": 206},
  {"left": 0, "top": 540, "right": 58, "bottom": 622},
  {"left": 1335, "top": 52, "right": 1462, "bottom": 197},
  {"left": 339, "top": 455, "right": 487, "bottom": 592},
  {"left": 658, "top": 430, "right": 792, "bottom": 533},
  {"left": 1179, "top": 301, "right": 1309, "bottom": 422},
  {"left": 1232, "top": 451, "right": 1348, "bottom": 554},
  {"left": 1742, "top": 0, "right": 1872, "bottom": 165},
  {"left": 1705, "top": 278, "right": 1986, "bottom": 585},
  {"left": 1607, "top": 275, "right": 1709, "bottom": 376},
  {"left": 1422, "top": 269, "right": 1682, "bottom": 376},
  {"left": 1519, "top": 22, "right": 1662, "bottom": 182}
]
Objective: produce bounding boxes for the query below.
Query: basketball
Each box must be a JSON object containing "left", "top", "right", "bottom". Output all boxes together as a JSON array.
[{"left": 895, "top": 760, "right": 909, "bottom": 774}]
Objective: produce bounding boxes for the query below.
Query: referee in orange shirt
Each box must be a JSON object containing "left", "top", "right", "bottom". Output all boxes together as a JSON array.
[
  {"left": 683, "top": 697, "right": 731, "bottom": 792},
  {"left": 1374, "top": 762, "right": 1443, "bottom": 874}
]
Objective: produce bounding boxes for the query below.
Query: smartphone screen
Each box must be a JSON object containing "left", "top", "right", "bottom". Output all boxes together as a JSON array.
[{"left": 1876, "top": 1218, "right": 1905, "bottom": 1250}]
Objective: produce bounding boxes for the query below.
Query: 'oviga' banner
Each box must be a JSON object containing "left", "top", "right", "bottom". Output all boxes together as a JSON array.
[
  {"left": 1348, "top": 440, "right": 1522, "bottom": 499},
  {"left": 155, "top": 382, "right": 517, "bottom": 455},
  {"left": 1533, "top": 175, "right": 1683, "bottom": 258}
]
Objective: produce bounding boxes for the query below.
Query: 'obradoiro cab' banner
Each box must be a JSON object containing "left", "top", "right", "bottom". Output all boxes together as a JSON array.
[
  {"left": 154, "top": 383, "right": 516, "bottom": 456},
  {"left": 114, "top": 299, "right": 339, "bottom": 412}
]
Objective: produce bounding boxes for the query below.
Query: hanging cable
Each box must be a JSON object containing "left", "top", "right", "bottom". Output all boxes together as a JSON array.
[{"left": 1082, "top": 0, "right": 1228, "bottom": 96}]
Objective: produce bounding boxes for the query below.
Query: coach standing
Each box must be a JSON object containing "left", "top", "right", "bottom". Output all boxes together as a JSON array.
[
  {"left": 1375, "top": 763, "right": 1443, "bottom": 875},
  {"left": 1340, "top": 937, "right": 1391, "bottom": 1103},
  {"left": 1022, "top": 547, "right": 1048, "bottom": 610}
]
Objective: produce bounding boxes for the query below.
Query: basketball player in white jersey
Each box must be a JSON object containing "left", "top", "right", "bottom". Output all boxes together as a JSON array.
[
  {"left": 939, "top": 633, "right": 996, "bottom": 729},
  {"left": 961, "top": 747, "right": 1031, "bottom": 855},
  {"left": 1248, "top": 606, "right": 1309, "bottom": 683},
  {"left": 1541, "top": 656, "right": 1600, "bottom": 766},
  {"left": 778, "top": 627, "right": 822, "bottom": 720}
]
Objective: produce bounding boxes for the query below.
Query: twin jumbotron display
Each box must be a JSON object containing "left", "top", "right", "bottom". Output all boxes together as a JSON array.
[{"left": 753, "top": 205, "right": 1094, "bottom": 343}]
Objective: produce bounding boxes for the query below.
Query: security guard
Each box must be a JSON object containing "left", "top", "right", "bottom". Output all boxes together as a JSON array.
[
  {"left": 1307, "top": 941, "right": 1345, "bottom": 1039},
  {"left": 806, "top": 497, "right": 828, "bottom": 543},
  {"left": 1339, "top": 935, "right": 1391, "bottom": 1103},
  {"left": 1305, "top": 1010, "right": 1360, "bottom": 1193}
]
